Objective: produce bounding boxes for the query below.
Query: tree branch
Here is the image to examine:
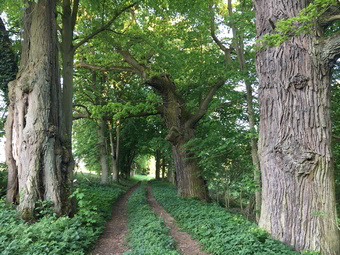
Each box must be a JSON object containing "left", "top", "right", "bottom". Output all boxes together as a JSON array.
[
  {"left": 186, "top": 79, "right": 225, "bottom": 128},
  {"left": 74, "top": 104, "right": 92, "bottom": 117},
  {"left": 210, "top": 5, "right": 232, "bottom": 65},
  {"left": 114, "top": 44, "right": 148, "bottom": 79},
  {"left": 122, "top": 109, "right": 163, "bottom": 119},
  {"left": 145, "top": 74, "right": 186, "bottom": 105},
  {"left": 76, "top": 62, "right": 137, "bottom": 73},
  {"left": 73, "top": 113, "right": 90, "bottom": 121},
  {"left": 321, "top": 31, "right": 340, "bottom": 65},
  {"left": 73, "top": 1, "right": 139, "bottom": 53},
  {"left": 333, "top": 135, "right": 340, "bottom": 143},
  {"left": 71, "top": 0, "right": 80, "bottom": 31},
  {"left": 321, "top": 14, "right": 340, "bottom": 26}
]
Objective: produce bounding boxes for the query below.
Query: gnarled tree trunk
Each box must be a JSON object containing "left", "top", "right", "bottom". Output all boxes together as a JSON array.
[
  {"left": 146, "top": 74, "right": 219, "bottom": 200},
  {"left": 5, "top": 0, "right": 69, "bottom": 220},
  {"left": 255, "top": 0, "right": 340, "bottom": 253}
]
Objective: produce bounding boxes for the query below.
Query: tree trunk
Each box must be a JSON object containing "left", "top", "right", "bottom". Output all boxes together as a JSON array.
[
  {"left": 59, "top": 0, "right": 77, "bottom": 216},
  {"left": 167, "top": 167, "right": 174, "bottom": 184},
  {"left": 116, "top": 120, "right": 120, "bottom": 176},
  {"left": 227, "top": 0, "right": 261, "bottom": 223},
  {"left": 147, "top": 75, "right": 209, "bottom": 200},
  {"left": 5, "top": 0, "right": 68, "bottom": 220},
  {"left": 255, "top": 0, "right": 340, "bottom": 253},
  {"left": 161, "top": 157, "right": 166, "bottom": 180},
  {"left": 109, "top": 122, "right": 119, "bottom": 182},
  {"left": 98, "top": 118, "right": 109, "bottom": 184},
  {"left": 155, "top": 150, "right": 161, "bottom": 180}
]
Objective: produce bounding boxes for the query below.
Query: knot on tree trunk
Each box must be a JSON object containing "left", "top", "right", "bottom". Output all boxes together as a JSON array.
[
  {"left": 288, "top": 73, "right": 309, "bottom": 90},
  {"left": 165, "top": 126, "right": 181, "bottom": 144},
  {"left": 273, "top": 140, "right": 317, "bottom": 176}
]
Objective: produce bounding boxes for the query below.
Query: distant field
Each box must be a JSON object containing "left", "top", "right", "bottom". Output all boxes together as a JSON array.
[{"left": 131, "top": 174, "right": 154, "bottom": 181}]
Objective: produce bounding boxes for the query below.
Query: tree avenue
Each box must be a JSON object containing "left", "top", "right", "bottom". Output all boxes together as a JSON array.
[
  {"left": 1, "top": 0, "right": 340, "bottom": 253},
  {"left": 255, "top": 0, "right": 340, "bottom": 253}
]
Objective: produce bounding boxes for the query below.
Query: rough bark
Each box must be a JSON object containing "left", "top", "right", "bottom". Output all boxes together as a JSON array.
[
  {"left": 255, "top": 0, "right": 340, "bottom": 253},
  {"left": 5, "top": 0, "right": 66, "bottom": 220}
]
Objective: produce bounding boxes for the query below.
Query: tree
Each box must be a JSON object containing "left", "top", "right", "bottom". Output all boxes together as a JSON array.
[
  {"left": 255, "top": 0, "right": 340, "bottom": 253},
  {"left": 0, "top": 17, "right": 17, "bottom": 104},
  {"left": 211, "top": 0, "right": 261, "bottom": 221},
  {"left": 5, "top": 0, "right": 70, "bottom": 220}
]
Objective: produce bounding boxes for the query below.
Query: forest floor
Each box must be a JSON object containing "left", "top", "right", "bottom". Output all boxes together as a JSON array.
[{"left": 91, "top": 181, "right": 209, "bottom": 255}]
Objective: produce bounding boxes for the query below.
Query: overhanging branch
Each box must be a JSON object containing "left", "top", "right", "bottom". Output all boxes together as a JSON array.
[
  {"left": 76, "top": 62, "right": 137, "bottom": 73},
  {"left": 121, "top": 109, "right": 163, "bottom": 119},
  {"left": 321, "top": 14, "right": 340, "bottom": 26},
  {"left": 114, "top": 44, "right": 148, "bottom": 80},
  {"left": 73, "top": 104, "right": 92, "bottom": 118},
  {"left": 73, "top": 1, "right": 139, "bottom": 53},
  {"left": 185, "top": 79, "right": 225, "bottom": 128},
  {"left": 210, "top": 5, "right": 232, "bottom": 65}
]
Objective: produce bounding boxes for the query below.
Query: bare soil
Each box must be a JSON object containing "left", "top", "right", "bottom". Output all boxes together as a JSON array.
[
  {"left": 91, "top": 183, "right": 140, "bottom": 255},
  {"left": 147, "top": 182, "right": 210, "bottom": 255}
]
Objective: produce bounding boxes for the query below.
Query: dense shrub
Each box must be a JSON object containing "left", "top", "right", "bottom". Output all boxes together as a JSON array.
[
  {"left": 0, "top": 174, "right": 130, "bottom": 255},
  {"left": 151, "top": 181, "right": 300, "bottom": 255},
  {"left": 0, "top": 163, "right": 8, "bottom": 198},
  {"left": 125, "top": 183, "right": 180, "bottom": 255}
]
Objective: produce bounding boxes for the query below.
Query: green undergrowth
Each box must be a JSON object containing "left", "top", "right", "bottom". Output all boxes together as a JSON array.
[
  {"left": 125, "top": 182, "right": 180, "bottom": 255},
  {"left": 151, "top": 181, "right": 300, "bottom": 255},
  {"left": 0, "top": 173, "right": 136, "bottom": 255}
]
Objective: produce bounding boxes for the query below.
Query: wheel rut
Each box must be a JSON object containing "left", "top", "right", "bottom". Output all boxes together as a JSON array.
[
  {"left": 91, "top": 182, "right": 140, "bottom": 255},
  {"left": 147, "top": 182, "right": 210, "bottom": 255}
]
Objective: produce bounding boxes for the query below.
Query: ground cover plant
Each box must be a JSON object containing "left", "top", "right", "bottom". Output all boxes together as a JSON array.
[
  {"left": 125, "top": 182, "right": 180, "bottom": 255},
  {"left": 151, "top": 181, "right": 303, "bottom": 255},
  {"left": 0, "top": 173, "right": 134, "bottom": 255}
]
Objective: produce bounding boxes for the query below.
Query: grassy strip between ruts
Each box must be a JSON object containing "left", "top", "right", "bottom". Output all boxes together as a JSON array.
[
  {"left": 125, "top": 182, "right": 180, "bottom": 255},
  {"left": 151, "top": 181, "right": 315, "bottom": 255},
  {"left": 0, "top": 173, "right": 137, "bottom": 255}
]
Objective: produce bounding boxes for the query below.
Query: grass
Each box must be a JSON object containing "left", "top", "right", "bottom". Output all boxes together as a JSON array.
[
  {"left": 0, "top": 173, "right": 137, "bottom": 255},
  {"left": 151, "top": 181, "right": 300, "bottom": 255},
  {"left": 125, "top": 182, "right": 180, "bottom": 255},
  {"left": 131, "top": 174, "right": 155, "bottom": 181}
]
